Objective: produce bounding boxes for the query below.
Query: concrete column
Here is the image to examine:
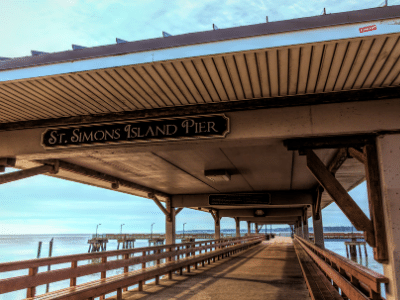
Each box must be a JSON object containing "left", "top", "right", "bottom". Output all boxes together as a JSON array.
[
  {"left": 165, "top": 198, "right": 175, "bottom": 245},
  {"left": 303, "top": 219, "right": 309, "bottom": 241},
  {"left": 247, "top": 221, "right": 251, "bottom": 235},
  {"left": 235, "top": 217, "right": 240, "bottom": 237},
  {"left": 377, "top": 134, "right": 400, "bottom": 300},
  {"left": 312, "top": 205, "right": 325, "bottom": 248},
  {"left": 214, "top": 211, "right": 220, "bottom": 240}
]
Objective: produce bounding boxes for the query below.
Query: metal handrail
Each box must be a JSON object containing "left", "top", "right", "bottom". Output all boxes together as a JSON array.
[
  {"left": 295, "top": 236, "right": 388, "bottom": 300},
  {"left": 0, "top": 236, "right": 262, "bottom": 297}
]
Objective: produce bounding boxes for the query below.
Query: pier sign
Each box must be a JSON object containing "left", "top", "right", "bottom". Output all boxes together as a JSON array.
[
  {"left": 209, "top": 193, "right": 271, "bottom": 205},
  {"left": 41, "top": 114, "right": 229, "bottom": 148}
]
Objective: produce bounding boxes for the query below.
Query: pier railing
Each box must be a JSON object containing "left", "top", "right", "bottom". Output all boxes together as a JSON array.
[
  {"left": 295, "top": 236, "right": 388, "bottom": 300},
  {"left": 309, "top": 232, "right": 365, "bottom": 240},
  {"left": 0, "top": 235, "right": 262, "bottom": 299},
  {"left": 92, "top": 233, "right": 224, "bottom": 240}
]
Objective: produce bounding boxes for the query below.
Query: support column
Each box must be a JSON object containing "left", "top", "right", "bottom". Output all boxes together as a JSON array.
[
  {"left": 247, "top": 221, "right": 251, "bottom": 235},
  {"left": 312, "top": 204, "right": 325, "bottom": 248},
  {"left": 165, "top": 197, "right": 175, "bottom": 245},
  {"left": 377, "top": 134, "right": 400, "bottom": 300},
  {"left": 303, "top": 219, "right": 309, "bottom": 241},
  {"left": 235, "top": 217, "right": 240, "bottom": 237},
  {"left": 212, "top": 210, "right": 220, "bottom": 240},
  {"left": 298, "top": 217, "right": 304, "bottom": 238},
  {"left": 255, "top": 223, "right": 260, "bottom": 234}
]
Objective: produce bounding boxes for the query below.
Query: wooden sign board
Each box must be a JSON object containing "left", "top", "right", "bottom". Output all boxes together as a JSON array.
[
  {"left": 209, "top": 193, "right": 271, "bottom": 205},
  {"left": 41, "top": 114, "right": 229, "bottom": 149}
]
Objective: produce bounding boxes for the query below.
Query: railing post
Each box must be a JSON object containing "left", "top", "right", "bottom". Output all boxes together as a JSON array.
[
  {"left": 70, "top": 260, "right": 77, "bottom": 287},
  {"left": 123, "top": 253, "right": 130, "bottom": 291},
  {"left": 100, "top": 256, "right": 107, "bottom": 300},
  {"left": 26, "top": 267, "right": 38, "bottom": 298}
]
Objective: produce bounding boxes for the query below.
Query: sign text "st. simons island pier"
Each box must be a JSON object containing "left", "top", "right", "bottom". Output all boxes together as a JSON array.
[{"left": 41, "top": 114, "right": 229, "bottom": 149}]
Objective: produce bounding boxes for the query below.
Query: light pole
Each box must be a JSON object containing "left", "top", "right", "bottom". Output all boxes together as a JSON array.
[
  {"left": 120, "top": 223, "right": 125, "bottom": 234},
  {"left": 183, "top": 223, "right": 187, "bottom": 238},
  {"left": 151, "top": 223, "right": 155, "bottom": 239},
  {"left": 96, "top": 223, "right": 101, "bottom": 237}
]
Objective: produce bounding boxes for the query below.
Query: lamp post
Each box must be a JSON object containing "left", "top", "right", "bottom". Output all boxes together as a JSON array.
[
  {"left": 183, "top": 223, "right": 187, "bottom": 238},
  {"left": 120, "top": 223, "right": 125, "bottom": 234},
  {"left": 96, "top": 223, "right": 101, "bottom": 238},
  {"left": 151, "top": 223, "right": 155, "bottom": 239}
]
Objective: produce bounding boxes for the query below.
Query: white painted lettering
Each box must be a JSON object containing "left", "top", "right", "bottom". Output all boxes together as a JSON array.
[
  {"left": 166, "top": 124, "right": 178, "bottom": 135},
  {"left": 94, "top": 130, "right": 105, "bottom": 141},
  {"left": 145, "top": 126, "right": 155, "bottom": 137},
  {"left": 71, "top": 129, "right": 80, "bottom": 142},
  {"left": 208, "top": 122, "right": 217, "bottom": 133},
  {"left": 124, "top": 125, "right": 131, "bottom": 138},
  {"left": 182, "top": 119, "right": 195, "bottom": 134},
  {"left": 48, "top": 131, "right": 58, "bottom": 145}
]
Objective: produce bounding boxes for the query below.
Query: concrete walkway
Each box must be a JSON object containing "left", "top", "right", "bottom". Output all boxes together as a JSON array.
[{"left": 115, "top": 237, "right": 310, "bottom": 300}]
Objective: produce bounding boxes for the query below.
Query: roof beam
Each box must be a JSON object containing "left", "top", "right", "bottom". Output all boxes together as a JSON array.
[
  {"left": 305, "top": 149, "right": 375, "bottom": 246},
  {"left": 0, "top": 163, "right": 58, "bottom": 185},
  {"left": 238, "top": 216, "right": 299, "bottom": 222},
  {"left": 172, "top": 191, "right": 313, "bottom": 208},
  {"left": 39, "top": 159, "right": 169, "bottom": 199},
  {"left": 219, "top": 208, "right": 303, "bottom": 218},
  {"left": 2, "top": 86, "right": 400, "bottom": 132}
]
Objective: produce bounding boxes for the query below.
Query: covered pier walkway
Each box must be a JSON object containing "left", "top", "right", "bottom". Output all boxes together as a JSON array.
[{"left": 113, "top": 237, "right": 309, "bottom": 300}]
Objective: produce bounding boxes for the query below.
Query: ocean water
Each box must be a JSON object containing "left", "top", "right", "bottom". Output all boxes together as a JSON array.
[{"left": 0, "top": 235, "right": 385, "bottom": 299}]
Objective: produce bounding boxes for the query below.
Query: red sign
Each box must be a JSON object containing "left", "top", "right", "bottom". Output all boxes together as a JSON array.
[{"left": 359, "top": 25, "right": 377, "bottom": 33}]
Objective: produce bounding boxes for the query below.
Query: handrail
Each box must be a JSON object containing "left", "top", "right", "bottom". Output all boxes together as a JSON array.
[
  {"left": 0, "top": 236, "right": 243, "bottom": 272},
  {"left": 295, "top": 236, "right": 388, "bottom": 300},
  {"left": 0, "top": 236, "right": 262, "bottom": 297}
]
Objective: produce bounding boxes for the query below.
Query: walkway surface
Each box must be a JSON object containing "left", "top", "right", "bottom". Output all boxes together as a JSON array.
[{"left": 113, "top": 237, "right": 310, "bottom": 300}]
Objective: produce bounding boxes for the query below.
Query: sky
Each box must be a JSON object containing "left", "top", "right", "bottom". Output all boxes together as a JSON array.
[{"left": 0, "top": 0, "right": 386, "bottom": 235}]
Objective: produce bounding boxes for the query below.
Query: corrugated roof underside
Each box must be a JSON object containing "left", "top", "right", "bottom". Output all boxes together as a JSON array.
[{"left": 1, "top": 34, "right": 400, "bottom": 123}]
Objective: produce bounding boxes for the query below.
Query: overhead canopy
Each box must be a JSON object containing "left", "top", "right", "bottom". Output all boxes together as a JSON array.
[{"left": 1, "top": 6, "right": 400, "bottom": 222}]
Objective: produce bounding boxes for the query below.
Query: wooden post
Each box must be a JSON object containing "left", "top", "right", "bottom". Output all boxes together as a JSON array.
[
  {"left": 70, "top": 261, "right": 77, "bottom": 287},
  {"left": 306, "top": 149, "right": 375, "bottom": 245},
  {"left": 364, "top": 143, "right": 388, "bottom": 262},
  {"left": 99, "top": 256, "right": 107, "bottom": 300},
  {"left": 123, "top": 253, "right": 130, "bottom": 291},
  {"left": 26, "top": 267, "right": 38, "bottom": 298}
]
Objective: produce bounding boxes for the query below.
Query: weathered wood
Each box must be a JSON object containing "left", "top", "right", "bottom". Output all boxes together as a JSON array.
[
  {"left": 17, "top": 237, "right": 261, "bottom": 300},
  {"left": 175, "top": 207, "right": 183, "bottom": 215},
  {"left": 0, "top": 164, "right": 56, "bottom": 185},
  {"left": 0, "top": 238, "right": 243, "bottom": 293},
  {"left": 3, "top": 85, "right": 400, "bottom": 132},
  {"left": 348, "top": 147, "right": 366, "bottom": 164},
  {"left": 328, "top": 148, "right": 348, "bottom": 174},
  {"left": 296, "top": 236, "right": 388, "bottom": 297},
  {"left": 40, "top": 160, "right": 169, "bottom": 198},
  {"left": 149, "top": 194, "right": 169, "bottom": 216},
  {"left": 305, "top": 149, "right": 375, "bottom": 246},
  {"left": 70, "top": 261, "right": 77, "bottom": 287},
  {"left": 313, "top": 186, "right": 323, "bottom": 220},
  {"left": 285, "top": 135, "right": 375, "bottom": 151},
  {"left": 364, "top": 144, "right": 388, "bottom": 263}
]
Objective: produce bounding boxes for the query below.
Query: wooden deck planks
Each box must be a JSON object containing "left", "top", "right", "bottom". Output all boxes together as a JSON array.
[{"left": 115, "top": 237, "right": 310, "bottom": 300}]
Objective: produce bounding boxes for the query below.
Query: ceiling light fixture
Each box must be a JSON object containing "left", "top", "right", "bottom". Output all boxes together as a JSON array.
[{"left": 204, "top": 169, "right": 231, "bottom": 182}]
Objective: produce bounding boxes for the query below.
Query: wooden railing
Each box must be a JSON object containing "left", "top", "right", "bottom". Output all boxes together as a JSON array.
[
  {"left": 295, "top": 236, "right": 388, "bottom": 300},
  {"left": 309, "top": 232, "right": 365, "bottom": 240},
  {"left": 93, "top": 233, "right": 224, "bottom": 240},
  {"left": 0, "top": 236, "right": 262, "bottom": 299}
]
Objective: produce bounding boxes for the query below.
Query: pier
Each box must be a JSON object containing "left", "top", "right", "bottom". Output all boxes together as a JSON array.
[{"left": 1, "top": 3, "right": 400, "bottom": 300}]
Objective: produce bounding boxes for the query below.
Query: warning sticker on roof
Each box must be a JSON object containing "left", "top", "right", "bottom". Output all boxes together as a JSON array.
[{"left": 359, "top": 25, "right": 377, "bottom": 33}]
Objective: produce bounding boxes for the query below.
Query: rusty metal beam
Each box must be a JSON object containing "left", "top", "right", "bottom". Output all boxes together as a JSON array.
[
  {"left": 148, "top": 194, "right": 169, "bottom": 216},
  {"left": 348, "top": 147, "right": 366, "bottom": 164},
  {"left": 40, "top": 160, "right": 169, "bottom": 198},
  {"left": 175, "top": 208, "right": 183, "bottom": 215},
  {"left": 285, "top": 135, "right": 375, "bottom": 151},
  {"left": 305, "top": 149, "right": 375, "bottom": 246},
  {"left": 0, "top": 157, "right": 16, "bottom": 172},
  {"left": 0, "top": 163, "right": 58, "bottom": 185},
  {"left": 3, "top": 86, "right": 400, "bottom": 132},
  {"left": 364, "top": 143, "right": 388, "bottom": 263}
]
